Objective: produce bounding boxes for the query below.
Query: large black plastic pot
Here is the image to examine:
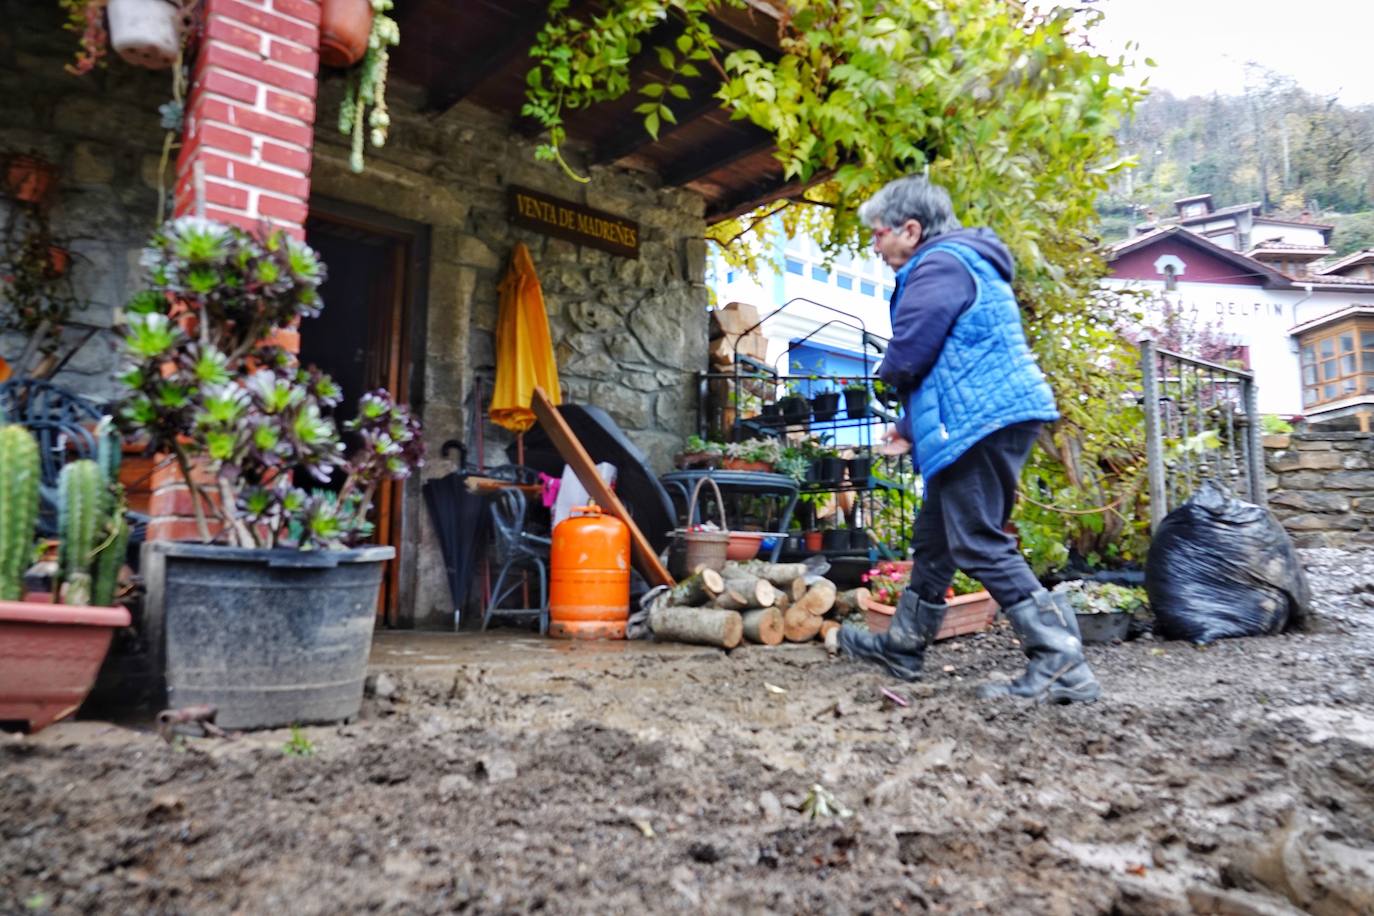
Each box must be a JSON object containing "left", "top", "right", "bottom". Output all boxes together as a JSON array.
[{"left": 154, "top": 542, "right": 394, "bottom": 730}]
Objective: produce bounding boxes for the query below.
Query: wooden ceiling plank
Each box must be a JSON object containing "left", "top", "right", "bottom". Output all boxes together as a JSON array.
[
  {"left": 663, "top": 131, "right": 776, "bottom": 186},
  {"left": 426, "top": 3, "right": 550, "bottom": 113}
]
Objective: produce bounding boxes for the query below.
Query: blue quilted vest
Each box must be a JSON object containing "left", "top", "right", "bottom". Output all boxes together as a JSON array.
[{"left": 892, "top": 240, "right": 1058, "bottom": 480}]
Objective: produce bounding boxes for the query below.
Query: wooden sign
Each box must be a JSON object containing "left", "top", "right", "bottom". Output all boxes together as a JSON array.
[{"left": 507, "top": 185, "right": 640, "bottom": 259}]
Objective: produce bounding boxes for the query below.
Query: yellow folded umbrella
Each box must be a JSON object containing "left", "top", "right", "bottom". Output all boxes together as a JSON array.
[{"left": 489, "top": 242, "right": 561, "bottom": 433}]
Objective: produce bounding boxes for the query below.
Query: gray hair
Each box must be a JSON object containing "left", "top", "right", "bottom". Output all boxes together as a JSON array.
[{"left": 857, "top": 175, "right": 961, "bottom": 242}]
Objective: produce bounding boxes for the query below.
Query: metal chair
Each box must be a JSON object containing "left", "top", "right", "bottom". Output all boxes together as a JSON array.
[{"left": 481, "top": 485, "right": 552, "bottom": 634}]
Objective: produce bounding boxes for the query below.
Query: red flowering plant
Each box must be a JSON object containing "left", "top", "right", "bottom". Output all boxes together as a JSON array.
[{"left": 861, "top": 561, "right": 910, "bottom": 606}]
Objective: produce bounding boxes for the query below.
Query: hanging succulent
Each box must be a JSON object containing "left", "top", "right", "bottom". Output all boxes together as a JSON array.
[
  {"left": 59, "top": 0, "right": 110, "bottom": 76},
  {"left": 338, "top": 0, "right": 399, "bottom": 173}
]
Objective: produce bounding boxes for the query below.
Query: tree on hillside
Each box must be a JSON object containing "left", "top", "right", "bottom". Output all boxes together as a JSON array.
[{"left": 1103, "top": 68, "right": 1374, "bottom": 229}]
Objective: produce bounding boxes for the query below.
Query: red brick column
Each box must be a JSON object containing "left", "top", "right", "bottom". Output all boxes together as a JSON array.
[
  {"left": 173, "top": 0, "right": 320, "bottom": 239},
  {"left": 151, "top": 0, "right": 321, "bottom": 544}
]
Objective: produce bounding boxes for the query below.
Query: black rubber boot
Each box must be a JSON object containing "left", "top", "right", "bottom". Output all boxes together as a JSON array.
[
  {"left": 977, "top": 590, "right": 1101, "bottom": 704},
  {"left": 836, "top": 590, "right": 947, "bottom": 681}
]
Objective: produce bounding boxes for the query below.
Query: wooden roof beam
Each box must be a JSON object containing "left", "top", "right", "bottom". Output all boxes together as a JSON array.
[
  {"left": 662, "top": 130, "right": 777, "bottom": 187},
  {"left": 593, "top": 93, "right": 725, "bottom": 164}
]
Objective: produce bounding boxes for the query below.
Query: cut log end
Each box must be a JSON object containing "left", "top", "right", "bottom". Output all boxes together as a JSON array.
[{"left": 741, "top": 607, "right": 784, "bottom": 646}]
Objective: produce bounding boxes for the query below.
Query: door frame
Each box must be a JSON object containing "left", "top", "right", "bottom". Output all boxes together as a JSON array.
[{"left": 306, "top": 196, "right": 431, "bottom": 628}]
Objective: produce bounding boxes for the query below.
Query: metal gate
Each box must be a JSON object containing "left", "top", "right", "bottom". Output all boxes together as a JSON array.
[{"left": 1140, "top": 339, "right": 1267, "bottom": 531}]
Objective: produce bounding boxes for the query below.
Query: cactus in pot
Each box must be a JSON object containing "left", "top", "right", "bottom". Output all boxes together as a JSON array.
[
  {"left": 0, "top": 425, "right": 41, "bottom": 601},
  {"left": 57, "top": 422, "right": 128, "bottom": 607}
]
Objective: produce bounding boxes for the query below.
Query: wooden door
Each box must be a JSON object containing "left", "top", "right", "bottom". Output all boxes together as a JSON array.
[{"left": 302, "top": 206, "right": 426, "bottom": 625}]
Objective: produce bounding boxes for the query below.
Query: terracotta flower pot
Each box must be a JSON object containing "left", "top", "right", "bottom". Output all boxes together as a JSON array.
[
  {"left": 722, "top": 458, "right": 772, "bottom": 472},
  {"left": 862, "top": 590, "right": 998, "bottom": 642},
  {"left": 319, "top": 0, "right": 376, "bottom": 68},
  {"left": 107, "top": 0, "right": 184, "bottom": 70},
  {"left": 0, "top": 597, "right": 131, "bottom": 733},
  {"left": 44, "top": 244, "right": 71, "bottom": 279},
  {"left": 4, "top": 154, "right": 58, "bottom": 205},
  {"left": 804, "top": 530, "right": 823, "bottom": 552}
]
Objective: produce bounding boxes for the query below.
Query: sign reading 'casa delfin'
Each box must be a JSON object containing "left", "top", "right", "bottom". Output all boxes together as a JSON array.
[{"left": 507, "top": 185, "right": 640, "bottom": 259}]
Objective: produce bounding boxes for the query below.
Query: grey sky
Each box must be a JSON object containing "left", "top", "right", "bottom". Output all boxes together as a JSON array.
[{"left": 1085, "top": 0, "right": 1374, "bottom": 106}]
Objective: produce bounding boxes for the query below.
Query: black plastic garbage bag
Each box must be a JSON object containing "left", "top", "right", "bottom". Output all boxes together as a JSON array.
[{"left": 1146, "top": 479, "right": 1311, "bottom": 644}]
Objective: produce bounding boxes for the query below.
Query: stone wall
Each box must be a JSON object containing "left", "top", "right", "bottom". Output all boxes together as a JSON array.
[
  {"left": 1, "top": 1, "right": 169, "bottom": 401},
  {"left": 1264, "top": 431, "right": 1374, "bottom": 548}
]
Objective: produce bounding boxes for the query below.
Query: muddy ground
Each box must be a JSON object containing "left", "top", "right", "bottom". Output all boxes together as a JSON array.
[{"left": 3, "top": 547, "right": 1374, "bottom": 915}]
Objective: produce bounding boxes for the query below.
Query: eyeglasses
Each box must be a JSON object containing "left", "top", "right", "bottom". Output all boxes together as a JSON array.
[{"left": 870, "top": 226, "right": 894, "bottom": 243}]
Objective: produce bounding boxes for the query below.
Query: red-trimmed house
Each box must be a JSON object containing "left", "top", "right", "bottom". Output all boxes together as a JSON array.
[{"left": 1106, "top": 221, "right": 1374, "bottom": 429}]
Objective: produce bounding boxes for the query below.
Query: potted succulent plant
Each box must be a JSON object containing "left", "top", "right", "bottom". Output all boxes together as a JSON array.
[
  {"left": 114, "top": 217, "right": 423, "bottom": 729},
  {"left": 676, "top": 435, "right": 723, "bottom": 469},
  {"left": 61, "top": 0, "right": 187, "bottom": 72},
  {"left": 319, "top": 0, "right": 376, "bottom": 68},
  {"left": 722, "top": 437, "right": 780, "bottom": 472},
  {"left": 0, "top": 423, "right": 132, "bottom": 733},
  {"left": 106, "top": 0, "right": 185, "bottom": 69}
]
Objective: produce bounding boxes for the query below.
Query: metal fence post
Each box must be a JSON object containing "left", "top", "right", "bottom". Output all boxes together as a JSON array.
[
  {"left": 1140, "top": 339, "right": 1168, "bottom": 532},
  {"left": 1243, "top": 376, "right": 1268, "bottom": 508}
]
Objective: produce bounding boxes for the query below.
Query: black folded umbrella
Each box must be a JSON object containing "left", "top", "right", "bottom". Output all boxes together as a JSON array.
[
  {"left": 513, "top": 403, "right": 675, "bottom": 554},
  {"left": 423, "top": 442, "right": 489, "bottom": 627}
]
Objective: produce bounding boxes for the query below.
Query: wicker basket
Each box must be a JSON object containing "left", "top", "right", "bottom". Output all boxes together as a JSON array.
[{"left": 668, "top": 477, "right": 730, "bottom": 579}]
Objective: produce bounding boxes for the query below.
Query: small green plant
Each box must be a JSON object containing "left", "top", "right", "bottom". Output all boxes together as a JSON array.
[
  {"left": 0, "top": 425, "right": 40, "bottom": 601},
  {"left": 1261, "top": 414, "right": 1295, "bottom": 435},
  {"left": 840, "top": 377, "right": 868, "bottom": 393},
  {"left": 282, "top": 725, "right": 316, "bottom": 757},
  {"left": 951, "top": 571, "right": 984, "bottom": 596},
  {"left": 684, "top": 435, "right": 724, "bottom": 457}
]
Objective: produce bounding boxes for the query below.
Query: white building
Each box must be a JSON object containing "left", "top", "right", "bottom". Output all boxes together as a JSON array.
[
  {"left": 711, "top": 233, "right": 893, "bottom": 382},
  {"left": 1109, "top": 198, "right": 1374, "bottom": 428}
]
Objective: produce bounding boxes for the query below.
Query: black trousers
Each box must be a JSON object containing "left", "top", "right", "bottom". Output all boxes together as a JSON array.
[{"left": 909, "top": 421, "right": 1042, "bottom": 609}]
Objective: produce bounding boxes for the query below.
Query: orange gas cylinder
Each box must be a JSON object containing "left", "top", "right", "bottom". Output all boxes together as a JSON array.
[{"left": 548, "top": 504, "right": 631, "bottom": 639}]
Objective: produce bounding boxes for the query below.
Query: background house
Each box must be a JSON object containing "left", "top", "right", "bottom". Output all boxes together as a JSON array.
[{"left": 1109, "top": 199, "right": 1374, "bottom": 429}]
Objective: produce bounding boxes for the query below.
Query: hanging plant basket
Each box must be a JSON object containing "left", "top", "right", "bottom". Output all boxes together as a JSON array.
[
  {"left": 4, "top": 154, "right": 58, "bottom": 205},
  {"left": 107, "top": 0, "right": 184, "bottom": 70},
  {"left": 319, "top": 0, "right": 375, "bottom": 68}
]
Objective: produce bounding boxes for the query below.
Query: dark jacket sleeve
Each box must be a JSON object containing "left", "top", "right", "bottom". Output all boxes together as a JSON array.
[{"left": 878, "top": 251, "right": 977, "bottom": 396}]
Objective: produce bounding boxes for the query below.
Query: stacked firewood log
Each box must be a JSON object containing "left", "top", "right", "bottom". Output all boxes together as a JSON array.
[{"left": 647, "top": 560, "right": 870, "bottom": 650}]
